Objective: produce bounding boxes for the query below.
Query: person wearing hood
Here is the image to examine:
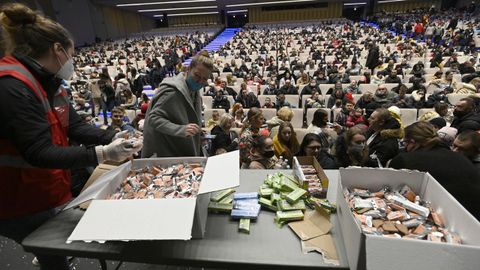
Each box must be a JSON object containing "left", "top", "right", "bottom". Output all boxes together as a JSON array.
[
  {"left": 142, "top": 50, "right": 212, "bottom": 158},
  {"left": 267, "top": 106, "right": 294, "bottom": 138},
  {"left": 365, "top": 108, "right": 401, "bottom": 167},
  {"left": 372, "top": 84, "right": 397, "bottom": 108},
  {"left": 390, "top": 121, "right": 480, "bottom": 220},
  {"left": 451, "top": 98, "right": 480, "bottom": 134}
]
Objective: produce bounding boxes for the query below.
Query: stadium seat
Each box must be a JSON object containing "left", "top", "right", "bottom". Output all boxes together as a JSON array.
[
  {"left": 399, "top": 108, "right": 418, "bottom": 127},
  {"left": 291, "top": 108, "right": 304, "bottom": 128},
  {"left": 202, "top": 96, "right": 213, "bottom": 109}
]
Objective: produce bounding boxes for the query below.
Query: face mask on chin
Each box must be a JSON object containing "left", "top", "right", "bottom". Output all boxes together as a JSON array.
[
  {"left": 186, "top": 74, "right": 204, "bottom": 92},
  {"left": 55, "top": 48, "right": 74, "bottom": 80}
]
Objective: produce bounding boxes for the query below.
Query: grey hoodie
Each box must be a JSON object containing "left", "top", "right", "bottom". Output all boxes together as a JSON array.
[{"left": 142, "top": 73, "right": 202, "bottom": 158}]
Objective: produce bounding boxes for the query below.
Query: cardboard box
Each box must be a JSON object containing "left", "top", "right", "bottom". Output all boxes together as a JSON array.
[
  {"left": 293, "top": 156, "right": 329, "bottom": 197},
  {"left": 337, "top": 167, "right": 480, "bottom": 270},
  {"left": 65, "top": 151, "right": 239, "bottom": 243}
]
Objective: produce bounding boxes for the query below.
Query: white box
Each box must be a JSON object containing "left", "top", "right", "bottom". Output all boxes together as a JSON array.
[
  {"left": 65, "top": 151, "right": 240, "bottom": 243},
  {"left": 337, "top": 167, "right": 480, "bottom": 270}
]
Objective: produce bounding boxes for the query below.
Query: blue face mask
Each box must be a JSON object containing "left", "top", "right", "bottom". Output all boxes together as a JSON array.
[{"left": 186, "top": 75, "right": 204, "bottom": 92}]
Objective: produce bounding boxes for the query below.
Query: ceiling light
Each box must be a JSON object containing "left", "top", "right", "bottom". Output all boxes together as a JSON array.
[
  {"left": 227, "top": 10, "right": 248, "bottom": 14},
  {"left": 226, "top": 0, "right": 316, "bottom": 8},
  {"left": 378, "top": 0, "right": 406, "bottom": 3},
  {"left": 344, "top": 2, "right": 367, "bottom": 6},
  {"left": 117, "top": 0, "right": 215, "bottom": 7},
  {"left": 140, "top": 6, "right": 217, "bottom": 12},
  {"left": 164, "top": 12, "right": 219, "bottom": 17}
]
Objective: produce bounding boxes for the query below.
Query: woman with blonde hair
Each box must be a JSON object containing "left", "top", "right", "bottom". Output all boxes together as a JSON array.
[
  {"left": 266, "top": 106, "right": 294, "bottom": 138},
  {"left": 210, "top": 113, "right": 239, "bottom": 155},
  {"left": 239, "top": 107, "right": 268, "bottom": 164},
  {"left": 390, "top": 121, "right": 480, "bottom": 220},
  {"left": 273, "top": 122, "right": 300, "bottom": 164}
]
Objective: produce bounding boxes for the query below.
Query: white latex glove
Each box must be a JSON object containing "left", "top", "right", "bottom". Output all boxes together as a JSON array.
[
  {"left": 112, "top": 130, "right": 144, "bottom": 142},
  {"left": 96, "top": 138, "right": 143, "bottom": 163},
  {"left": 112, "top": 130, "right": 129, "bottom": 141}
]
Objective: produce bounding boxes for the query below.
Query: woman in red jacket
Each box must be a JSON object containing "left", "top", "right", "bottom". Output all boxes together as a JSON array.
[{"left": 0, "top": 3, "right": 142, "bottom": 269}]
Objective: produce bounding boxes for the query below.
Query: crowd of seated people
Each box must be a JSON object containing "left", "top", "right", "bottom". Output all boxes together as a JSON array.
[{"left": 62, "top": 6, "right": 480, "bottom": 218}]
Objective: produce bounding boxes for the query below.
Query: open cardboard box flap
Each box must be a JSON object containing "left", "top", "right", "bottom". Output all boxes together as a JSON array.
[{"left": 66, "top": 151, "right": 239, "bottom": 242}]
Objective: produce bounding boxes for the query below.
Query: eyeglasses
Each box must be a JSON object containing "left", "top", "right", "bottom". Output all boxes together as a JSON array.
[{"left": 306, "top": 145, "right": 322, "bottom": 150}]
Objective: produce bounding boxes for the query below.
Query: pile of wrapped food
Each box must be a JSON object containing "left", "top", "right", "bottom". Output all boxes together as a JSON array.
[
  {"left": 344, "top": 184, "right": 462, "bottom": 244},
  {"left": 108, "top": 163, "right": 204, "bottom": 200},
  {"left": 298, "top": 165, "right": 323, "bottom": 197}
]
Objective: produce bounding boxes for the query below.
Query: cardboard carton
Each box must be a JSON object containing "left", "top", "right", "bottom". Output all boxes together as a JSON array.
[
  {"left": 293, "top": 156, "right": 330, "bottom": 197},
  {"left": 65, "top": 151, "right": 239, "bottom": 243},
  {"left": 337, "top": 167, "right": 480, "bottom": 270}
]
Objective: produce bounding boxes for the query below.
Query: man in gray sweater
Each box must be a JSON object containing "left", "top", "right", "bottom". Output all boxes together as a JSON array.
[{"left": 142, "top": 51, "right": 213, "bottom": 158}]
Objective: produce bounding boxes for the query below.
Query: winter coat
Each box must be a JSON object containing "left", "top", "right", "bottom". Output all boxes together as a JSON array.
[
  {"left": 142, "top": 73, "right": 202, "bottom": 158},
  {"left": 451, "top": 112, "right": 480, "bottom": 134},
  {"left": 390, "top": 145, "right": 480, "bottom": 220}
]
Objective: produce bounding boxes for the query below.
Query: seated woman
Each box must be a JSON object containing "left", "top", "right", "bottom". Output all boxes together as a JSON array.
[
  {"left": 335, "top": 126, "right": 369, "bottom": 167},
  {"left": 206, "top": 110, "right": 221, "bottom": 129},
  {"left": 305, "top": 90, "right": 325, "bottom": 109},
  {"left": 210, "top": 114, "right": 239, "bottom": 155},
  {"left": 306, "top": 109, "right": 339, "bottom": 148},
  {"left": 273, "top": 122, "right": 300, "bottom": 165},
  {"left": 231, "top": 103, "right": 245, "bottom": 128},
  {"left": 267, "top": 106, "right": 294, "bottom": 138},
  {"left": 239, "top": 107, "right": 269, "bottom": 165},
  {"left": 245, "top": 135, "right": 278, "bottom": 169},
  {"left": 390, "top": 121, "right": 480, "bottom": 220},
  {"left": 296, "top": 133, "right": 338, "bottom": 169}
]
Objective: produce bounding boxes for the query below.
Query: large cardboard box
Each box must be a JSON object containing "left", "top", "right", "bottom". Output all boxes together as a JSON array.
[
  {"left": 65, "top": 151, "right": 239, "bottom": 243},
  {"left": 337, "top": 167, "right": 480, "bottom": 270}
]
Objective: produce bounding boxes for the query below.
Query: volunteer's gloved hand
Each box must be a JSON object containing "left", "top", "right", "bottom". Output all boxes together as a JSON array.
[
  {"left": 112, "top": 130, "right": 144, "bottom": 142},
  {"left": 95, "top": 138, "right": 143, "bottom": 163},
  {"left": 112, "top": 130, "right": 129, "bottom": 141}
]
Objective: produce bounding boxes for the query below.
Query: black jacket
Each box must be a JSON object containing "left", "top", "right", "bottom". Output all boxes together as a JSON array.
[
  {"left": 390, "top": 145, "right": 480, "bottom": 220},
  {"left": 366, "top": 46, "right": 380, "bottom": 70},
  {"left": 451, "top": 112, "right": 480, "bottom": 134},
  {"left": 212, "top": 96, "right": 231, "bottom": 112},
  {"left": 365, "top": 118, "right": 401, "bottom": 167},
  {"left": 210, "top": 126, "right": 238, "bottom": 155},
  {"left": 0, "top": 54, "right": 116, "bottom": 169}
]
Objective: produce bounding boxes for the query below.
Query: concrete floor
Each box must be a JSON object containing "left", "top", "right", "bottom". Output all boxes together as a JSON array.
[{"left": 0, "top": 236, "right": 200, "bottom": 270}]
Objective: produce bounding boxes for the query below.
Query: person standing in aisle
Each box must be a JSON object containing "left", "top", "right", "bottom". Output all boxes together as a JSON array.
[
  {"left": 0, "top": 4, "right": 142, "bottom": 269},
  {"left": 142, "top": 50, "right": 213, "bottom": 158}
]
